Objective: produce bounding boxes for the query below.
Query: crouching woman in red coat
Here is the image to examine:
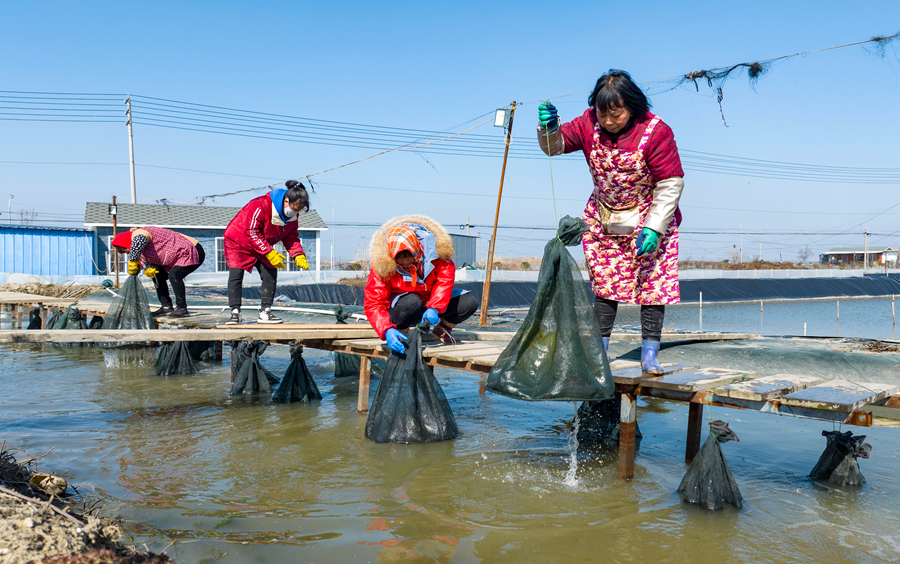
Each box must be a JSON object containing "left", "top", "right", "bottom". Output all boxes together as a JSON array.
[
  {"left": 223, "top": 180, "right": 310, "bottom": 325},
  {"left": 364, "top": 215, "right": 479, "bottom": 354}
]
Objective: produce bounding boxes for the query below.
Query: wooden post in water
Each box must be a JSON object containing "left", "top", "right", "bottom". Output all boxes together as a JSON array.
[
  {"left": 214, "top": 341, "right": 223, "bottom": 362},
  {"left": 112, "top": 196, "right": 119, "bottom": 289},
  {"left": 40, "top": 305, "right": 47, "bottom": 329},
  {"left": 893, "top": 295, "right": 896, "bottom": 326},
  {"left": 479, "top": 102, "right": 516, "bottom": 327},
  {"left": 618, "top": 392, "right": 637, "bottom": 480},
  {"left": 357, "top": 356, "right": 371, "bottom": 413},
  {"left": 16, "top": 304, "right": 23, "bottom": 330},
  {"left": 685, "top": 401, "right": 704, "bottom": 463},
  {"left": 837, "top": 300, "right": 840, "bottom": 322}
]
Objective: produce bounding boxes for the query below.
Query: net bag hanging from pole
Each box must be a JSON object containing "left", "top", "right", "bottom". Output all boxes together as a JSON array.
[
  {"left": 271, "top": 342, "right": 323, "bottom": 403},
  {"left": 155, "top": 341, "right": 199, "bottom": 376},
  {"left": 229, "top": 340, "right": 280, "bottom": 395},
  {"left": 677, "top": 420, "right": 743, "bottom": 510},
  {"left": 809, "top": 430, "right": 873, "bottom": 486},
  {"left": 365, "top": 322, "right": 459, "bottom": 444},
  {"left": 104, "top": 275, "right": 155, "bottom": 330},
  {"left": 485, "top": 216, "right": 614, "bottom": 402}
]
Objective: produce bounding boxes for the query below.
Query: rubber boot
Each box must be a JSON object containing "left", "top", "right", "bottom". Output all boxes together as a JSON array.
[
  {"left": 601, "top": 337, "right": 610, "bottom": 352},
  {"left": 641, "top": 339, "right": 664, "bottom": 374}
]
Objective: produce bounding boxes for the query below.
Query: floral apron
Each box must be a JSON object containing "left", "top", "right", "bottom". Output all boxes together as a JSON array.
[{"left": 582, "top": 117, "right": 680, "bottom": 305}]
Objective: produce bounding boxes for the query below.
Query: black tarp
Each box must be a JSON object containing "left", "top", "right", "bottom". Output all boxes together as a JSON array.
[
  {"left": 809, "top": 430, "right": 873, "bottom": 486},
  {"left": 485, "top": 216, "right": 614, "bottom": 402},
  {"left": 677, "top": 420, "right": 742, "bottom": 510},
  {"left": 271, "top": 343, "right": 322, "bottom": 403},
  {"left": 365, "top": 323, "right": 458, "bottom": 443}
]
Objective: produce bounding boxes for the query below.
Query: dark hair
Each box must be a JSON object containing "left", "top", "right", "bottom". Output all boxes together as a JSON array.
[
  {"left": 587, "top": 70, "right": 651, "bottom": 118},
  {"left": 284, "top": 180, "right": 310, "bottom": 212},
  {"left": 394, "top": 250, "right": 414, "bottom": 261}
]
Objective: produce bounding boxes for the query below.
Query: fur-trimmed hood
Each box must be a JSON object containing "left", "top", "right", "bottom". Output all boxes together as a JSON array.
[{"left": 370, "top": 215, "right": 454, "bottom": 280}]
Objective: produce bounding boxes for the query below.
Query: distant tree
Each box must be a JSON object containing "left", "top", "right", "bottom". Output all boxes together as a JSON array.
[
  {"left": 521, "top": 261, "right": 530, "bottom": 271},
  {"left": 797, "top": 246, "right": 812, "bottom": 263},
  {"left": 17, "top": 208, "right": 37, "bottom": 225}
]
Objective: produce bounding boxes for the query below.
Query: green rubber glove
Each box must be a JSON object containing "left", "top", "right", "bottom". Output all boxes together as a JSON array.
[
  {"left": 538, "top": 101, "right": 559, "bottom": 130},
  {"left": 635, "top": 228, "right": 659, "bottom": 256}
]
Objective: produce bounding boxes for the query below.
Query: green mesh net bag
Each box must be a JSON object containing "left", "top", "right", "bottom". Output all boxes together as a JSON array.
[
  {"left": 809, "top": 430, "right": 873, "bottom": 486},
  {"left": 155, "top": 342, "right": 199, "bottom": 376},
  {"left": 271, "top": 343, "right": 323, "bottom": 403},
  {"left": 485, "top": 216, "right": 614, "bottom": 402},
  {"left": 105, "top": 275, "right": 155, "bottom": 330},
  {"left": 677, "top": 420, "right": 743, "bottom": 510},
  {"left": 229, "top": 340, "right": 280, "bottom": 395}
]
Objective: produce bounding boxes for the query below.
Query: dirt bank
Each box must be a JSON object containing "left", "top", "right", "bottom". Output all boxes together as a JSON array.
[
  {"left": 0, "top": 443, "right": 170, "bottom": 564},
  {"left": 0, "top": 283, "right": 95, "bottom": 300}
]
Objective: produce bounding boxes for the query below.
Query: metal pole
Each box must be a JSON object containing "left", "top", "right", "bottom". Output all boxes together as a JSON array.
[
  {"left": 125, "top": 96, "right": 137, "bottom": 203},
  {"left": 112, "top": 196, "right": 119, "bottom": 288},
  {"left": 479, "top": 102, "right": 516, "bottom": 327},
  {"left": 329, "top": 205, "right": 334, "bottom": 272},
  {"left": 864, "top": 228, "right": 868, "bottom": 272},
  {"left": 7, "top": 194, "right": 12, "bottom": 225},
  {"left": 466, "top": 217, "right": 470, "bottom": 236}
]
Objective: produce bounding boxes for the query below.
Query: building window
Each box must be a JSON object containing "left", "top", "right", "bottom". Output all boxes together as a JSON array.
[{"left": 215, "top": 237, "right": 226, "bottom": 272}]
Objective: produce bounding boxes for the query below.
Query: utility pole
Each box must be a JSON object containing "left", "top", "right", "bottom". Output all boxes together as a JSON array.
[
  {"left": 480, "top": 102, "right": 516, "bottom": 327},
  {"left": 125, "top": 96, "right": 137, "bottom": 204},
  {"left": 466, "top": 217, "right": 470, "bottom": 236},
  {"left": 864, "top": 228, "right": 869, "bottom": 271},
  {"left": 111, "top": 196, "right": 119, "bottom": 289}
]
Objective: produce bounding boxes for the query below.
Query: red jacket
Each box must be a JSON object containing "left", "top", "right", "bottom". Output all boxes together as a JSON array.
[
  {"left": 364, "top": 257, "right": 456, "bottom": 339},
  {"left": 223, "top": 194, "right": 305, "bottom": 272}
]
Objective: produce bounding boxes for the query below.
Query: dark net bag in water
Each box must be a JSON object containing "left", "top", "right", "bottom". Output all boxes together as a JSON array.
[
  {"left": 678, "top": 420, "right": 743, "bottom": 510},
  {"left": 105, "top": 275, "right": 155, "bottom": 330},
  {"left": 365, "top": 323, "right": 459, "bottom": 443},
  {"left": 334, "top": 352, "right": 386, "bottom": 378},
  {"left": 88, "top": 315, "right": 104, "bottom": 329},
  {"left": 230, "top": 340, "right": 280, "bottom": 395},
  {"left": 187, "top": 341, "right": 216, "bottom": 361},
  {"left": 485, "top": 216, "right": 614, "bottom": 402},
  {"left": 155, "top": 342, "right": 199, "bottom": 376},
  {"left": 49, "top": 305, "right": 89, "bottom": 330},
  {"left": 576, "top": 398, "right": 643, "bottom": 444},
  {"left": 272, "top": 343, "right": 323, "bottom": 403},
  {"left": 809, "top": 430, "right": 873, "bottom": 486}
]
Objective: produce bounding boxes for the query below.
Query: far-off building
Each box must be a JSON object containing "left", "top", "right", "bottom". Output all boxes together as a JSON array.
[
  {"left": 84, "top": 202, "right": 328, "bottom": 274},
  {"left": 820, "top": 246, "right": 898, "bottom": 265}
]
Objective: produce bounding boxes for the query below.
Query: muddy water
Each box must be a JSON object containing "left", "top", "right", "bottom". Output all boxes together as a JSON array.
[{"left": 2, "top": 343, "right": 900, "bottom": 563}]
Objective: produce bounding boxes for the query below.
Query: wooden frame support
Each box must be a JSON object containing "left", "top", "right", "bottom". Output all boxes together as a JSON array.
[
  {"left": 686, "top": 402, "right": 704, "bottom": 463},
  {"left": 40, "top": 305, "right": 47, "bottom": 329},
  {"left": 357, "top": 356, "right": 371, "bottom": 413},
  {"left": 16, "top": 304, "right": 23, "bottom": 330},
  {"left": 618, "top": 392, "right": 637, "bottom": 480},
  {"left": 214, "top": 341, "right": 223, "bottom": 362}
]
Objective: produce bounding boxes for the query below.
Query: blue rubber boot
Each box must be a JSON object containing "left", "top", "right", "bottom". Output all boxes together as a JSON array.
[
  {"left": 641, "top": 339, "right": 664, "bottom": 374},
  {"left": 602, "top": 337, "right": 610, "bottom": 352}
]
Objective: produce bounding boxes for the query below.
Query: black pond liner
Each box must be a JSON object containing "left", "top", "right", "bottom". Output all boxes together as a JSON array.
[
  {"left": 485, "top": 216, "right": 614, "bottom": 402},
  {"left": 271, "top": 343, "right": 323, "bottom": 403},
  {"left": 229, "top": 340, "right": 280, "bottom": 395},
  {"left": 155, "top": 341, "right": 199, "bottom": 376},
  {"left": 677, "top": 420, "right": 743, "bottom": 510},
  {"left": 809, "top": 430, "right": 873, "bottom": 486},
  {"left": 365, "top": 322, "right": 458, "bottom": 444}
]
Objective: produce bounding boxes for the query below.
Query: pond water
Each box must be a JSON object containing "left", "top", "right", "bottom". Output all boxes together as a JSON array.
[{"left": 1, "top": 342, "right": 899, "bottom": 563}]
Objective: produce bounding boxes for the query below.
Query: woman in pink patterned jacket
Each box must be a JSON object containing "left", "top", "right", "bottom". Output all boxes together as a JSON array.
[{"left": 537, "top": 70, "right": 684, "bottom": 373}]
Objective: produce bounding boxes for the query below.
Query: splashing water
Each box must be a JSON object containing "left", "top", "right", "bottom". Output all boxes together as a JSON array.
[
  {"left": 102, "top": 345, "right": 158, "bottom": 368},
  {"left": 563, "top": 402, "right": 581, "bottom": 487}
]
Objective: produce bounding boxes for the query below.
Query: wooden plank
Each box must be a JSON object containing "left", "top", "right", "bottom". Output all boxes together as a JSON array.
[
  {"left": 0, "top": 326, "right": 381, "bottom": 344},
  {"left": 0, "top": 292, "right": 76, "bottom": 305},
  {"left": 424, "top": 345, "right": 505, "bottom": 362},
  {"left": 780, "top": 380, "right": 900, "bottom": 413},
  {"left": 451, "top": 330, "right": 515, "bottom": 342},
  {"left": 610, "top": 332, "right": 757, "bottom": 342},
  {"left": 714, "top": 374, "right": 825, "bottom": 401},
  {"left": 618, "top": 393, "right": 637, "bottom": 480},
  {"left": 640, "top": 367, "right": 758, "bottom": 392},
  {"left": 214, "top": 323, "right": 376, "bottom": 332},
  {"left": 357, "top": 357, "right": 371, "bottom": 413},
  {"left": 608, "top": 359, "right": 640, "bottom": 371},
  {"left": 467, "top": 354, "right": 501, "bottom": 367},
  {"left": 611, "top": 364, "right": 697, "bottom": 386}
]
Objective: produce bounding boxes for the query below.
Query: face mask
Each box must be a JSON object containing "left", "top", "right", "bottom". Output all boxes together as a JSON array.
[{"left": 283, "top": 205, "right": 298, "bottom": 218}]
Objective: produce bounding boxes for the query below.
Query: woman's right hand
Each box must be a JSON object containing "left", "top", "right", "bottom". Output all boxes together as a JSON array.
[
  {"left": 538, "top": 102, "right": 559, "bottom": 130},
  {"left": 385, "top": 328, "right": 408, "bottom": 354}
]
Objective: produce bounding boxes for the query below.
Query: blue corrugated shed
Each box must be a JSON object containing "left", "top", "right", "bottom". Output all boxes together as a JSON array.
[{"left": 0, "top": 224, "right": 96, "bottom": 275}]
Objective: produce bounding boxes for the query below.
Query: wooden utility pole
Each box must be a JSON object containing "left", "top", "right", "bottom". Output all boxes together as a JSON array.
[
  {"left": 111, "top": 196, "right": 119, "bottom": 288},
  {"left": 125, "top": 96, "right": 137, "bottom": 203},
  {"left": 479, "top": 102, "right": 516, "bottom": 326}
]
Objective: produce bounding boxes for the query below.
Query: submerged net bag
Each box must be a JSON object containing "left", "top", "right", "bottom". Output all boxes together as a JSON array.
[
  {"left": 486, "top": 216, "right": 614, "bottom": 401},
  {"left": 88, "top": 315, "right": 104, "bottom": 329},
  {"left": 365, "top": 323, "right": 459, "bottom": 443},
  {"left": 230, "top": 340, "right": 280, "bottom": 395},
  {"left": 104, "top": 275, "right": 155, "bottom": 330},
  {"left": 27, "top": 307, "right": 42, "bottom": 330},
  {"left": 809, "top": 430, "right": 872, "bottom": 486},
  {"left": 187, "top": 341, "right": 216, "bottom": 361},
  {"left": 155, "top": 341, "right": 199, "bottom": 376},
  {"left": 272, "top": 343, "right": 323, "bottom": 403},
  {"left": 576, "top": 396, "right": 643, "bottom": 444},
  {"left": 50, "top": 305, "right": 89, "bottom": 330},
  {"left": 334, "top": 352, "right": 386, "bottom": 378},
  {"left": 677, "top": 420, "right": 743, "bottom": 510}
]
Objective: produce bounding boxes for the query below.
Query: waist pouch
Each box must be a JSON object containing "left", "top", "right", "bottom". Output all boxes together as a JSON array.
[{"left": 598, "top": 198, "right": 641, "bottom": 236}]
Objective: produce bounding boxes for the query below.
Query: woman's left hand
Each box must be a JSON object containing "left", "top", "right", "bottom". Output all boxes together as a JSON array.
[
  {"left": 635, "top": 228, "right": 659, "bottom": 256},
  {"left": 421, "top": 308, "right": 439, "bottom": 326}
]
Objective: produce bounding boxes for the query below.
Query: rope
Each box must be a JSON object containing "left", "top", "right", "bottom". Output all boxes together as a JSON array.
[{"left": 541, "top": 100, "right": 559, "bottom": 227}]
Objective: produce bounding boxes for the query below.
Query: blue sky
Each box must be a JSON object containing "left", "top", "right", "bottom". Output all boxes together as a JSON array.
[{"left": 2, "top": 1, "right": 899, "bottom": 263}]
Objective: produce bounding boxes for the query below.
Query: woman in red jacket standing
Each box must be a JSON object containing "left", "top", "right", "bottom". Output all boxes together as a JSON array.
[
  {"left": 223, "top": 180, "right": 310, "bottom": 324},
  {"left": 364, "top": 215, "right": 478, "bottom": 353}
]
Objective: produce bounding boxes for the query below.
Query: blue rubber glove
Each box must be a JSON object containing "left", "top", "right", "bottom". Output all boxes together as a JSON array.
[
  {"left": 538, "top": 102, "right": 559, "bottom": 130},
  {"left": 421, "top": 308, "right": 439, "bottom": 326},
  {"left": 635, "top": 228, "right": 660, "bottom": 256},
  {"left": 385, "top": 328, "right": 409, "bottom": 354}
]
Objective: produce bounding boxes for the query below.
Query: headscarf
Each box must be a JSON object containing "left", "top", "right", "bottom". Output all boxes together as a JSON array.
[
  {"left": 269, "top": 187, "right": 292, "bottom": 223},
  {"left": 111, "top": 231, "right": 132, "bottom": 250},
  {"left": 387, "top": 224, "right": 424, "bottom": 284}
]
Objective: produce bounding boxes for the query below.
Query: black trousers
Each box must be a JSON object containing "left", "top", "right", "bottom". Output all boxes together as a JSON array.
[
  {"left": 593, "top": 296, "right": 664, "bottom": 341},
  {"left": 228, "top": 260, "right": 278, "bottom": 310},
  {"left": 155, "top": 244, "right": 205, "bottom": 309},
  {"left": 389, "top": 292, "right": 479, "bottom": 330}
]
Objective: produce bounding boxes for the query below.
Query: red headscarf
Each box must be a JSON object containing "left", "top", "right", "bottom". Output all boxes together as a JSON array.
[
  {"left": 111, "top": 231, "right": 132, "bottom": 250},
  {"left": 387, "top": 224, "right": 423, "bottom": 284}
]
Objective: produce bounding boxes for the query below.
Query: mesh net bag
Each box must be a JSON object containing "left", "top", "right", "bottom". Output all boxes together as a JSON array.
[
  {"left": 365, "top": 323, "right": 459, "bottom": 443},
  {"left": 576, "top": 396, "right": 643, "bottom": 444},
  {"left": 677, "top": 420, "right": 743, "bottom": 510},
  {"left": 88, "top": 315, "right": 104, "bottom": 329},
  {"left": 27, "top": 307, "right": 42, "bottom": 330},
  {"left": 104, "top": 275, "right": 155, "bottom": 330},
  {"left": 485, "top": 216, "right": 614, "bottom": 401},
  {"left": 271, "top": 343, "right": 323, "bottom": 403},
  {"left": 229, "top": 340, "right": 280, "bottom": 395},
  {"left": 187, "top": 341, "right": 216, "bottom": 361},
  {"left": 155, "top": 342, "right": 199, "bottom": 376},
  {"left": 809, "top": 430, "right": 873, "bottom": 486},
  {"left": 334, "top": 352, "right": 386, "bottom": 378},
  {"left": 49, "top": 305, "right": 89, "bottom": 330}
]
